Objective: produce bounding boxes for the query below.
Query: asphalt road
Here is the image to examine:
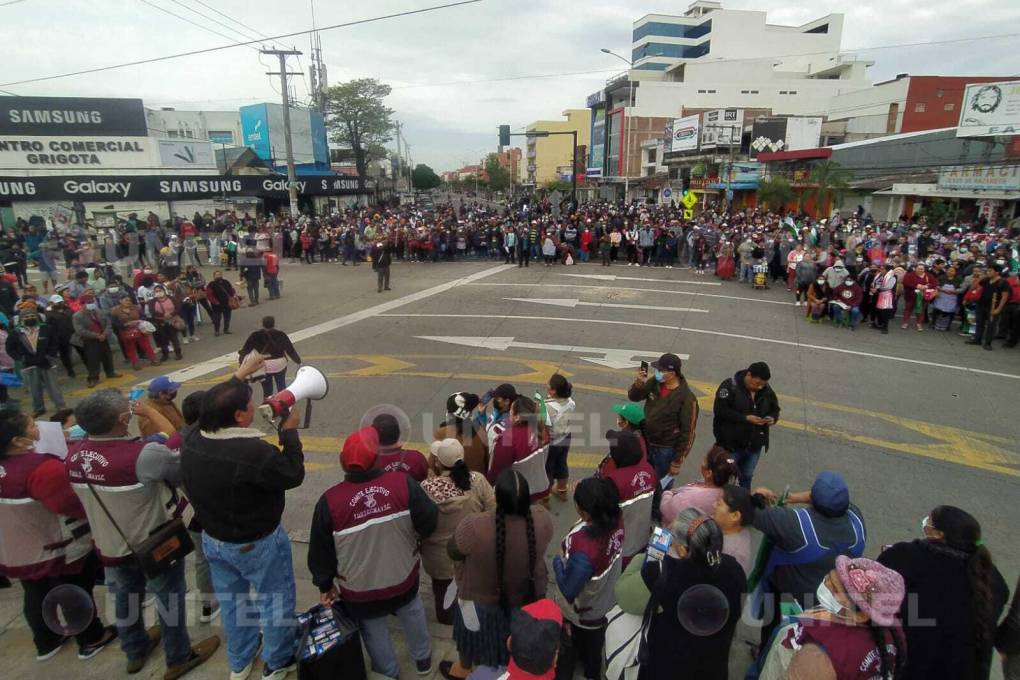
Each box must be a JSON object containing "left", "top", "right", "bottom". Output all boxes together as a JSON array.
[{"left": 8, "top": 255, "right": 1018, "bottom": 679}]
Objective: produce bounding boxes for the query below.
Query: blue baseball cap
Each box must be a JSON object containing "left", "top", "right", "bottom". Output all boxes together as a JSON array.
[
  {"left": 811, "top": 471, "right": 850, "bottom": 517},
  {"left": 148, "top": 376, "right": 182, "bottom": 395}
]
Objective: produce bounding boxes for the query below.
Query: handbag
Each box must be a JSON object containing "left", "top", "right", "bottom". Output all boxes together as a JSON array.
[
  {"left": 170, "top": 316, "right": 186, "bottom": 332},
  {"left": 228, "top": 295, "right": 241, "bottom": 310},
  {"left": 138, "top": 320, "right": 156, "bottom": 334},
  {"left": 85, "top": 481, "right": 193, "bottom": 579}
]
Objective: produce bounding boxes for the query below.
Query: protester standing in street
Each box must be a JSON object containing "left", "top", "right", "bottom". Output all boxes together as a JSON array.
[
  {"left": 711, "top": 361, "right": 780, "bottom": 489},
  {"left": 263, "top": 248, "right": 281, "bottom": 300},
  {"left": 71, "top": 291, "right": 121, "bottom": 388},
  {"left": 627, "top": 353, "right": 699, "bottom": 479},
  {"left": 308, "top": 426, "right": 438, "bottom": 679},
  {"left": 238, "top": 316, "right": 302, "bottom": 399},
  {"left": 5, "top": 306, "right": 67, "bottom": 417},
  {"left": 371, "top": 240, "right": 392, "bottom": 293},
  {"left": 240, "top": 250, "right": 263, "bottom": 306},
  {"left": 181, "top": 356, "right": 305, "bottom": 680},
  {"left": 66, "top": 390, "right": 220, "bottom": 678},
  {"left": 205, "top": 270, "right": 236, "bottom": 337}
]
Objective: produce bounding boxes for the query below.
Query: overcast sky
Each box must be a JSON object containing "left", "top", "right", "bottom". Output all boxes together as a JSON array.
[{"left": 2, "top": 0, "right": 1019, "bottom": 171}]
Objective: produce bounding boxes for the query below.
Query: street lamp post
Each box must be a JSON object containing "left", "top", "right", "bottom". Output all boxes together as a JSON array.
[{"left": 601, "top": 48, "right": 634, "bottom": 203}]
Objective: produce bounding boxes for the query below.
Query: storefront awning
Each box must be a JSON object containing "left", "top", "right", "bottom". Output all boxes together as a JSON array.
[{"left": 873, "top": 186, "right": 1020, "bottom": 201}]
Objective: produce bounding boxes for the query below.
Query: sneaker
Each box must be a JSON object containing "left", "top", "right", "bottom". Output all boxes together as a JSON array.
[
  {"left": 261, "top": 655, "right": 297, "bottom": 680},
  {"left": 229, "top": 634, "right": 263, "bottom": 680},
  {"left": 163, "top": 636, "right": 220, "bottom": 680},
  {"left": 126, "top": 625, "right": 161, "bottom": 674},
  {"left": 191, "top": 336, "right": 200, "bottom": 342},
  {"left": 415, "top": 656, "right": 433, "bottom": 676},
  {"left": 200, "top": 601, "right": 221, "bottom": 623},
  {"left": 78, "top": 625, "right": 118, "bottom": 660},
  {"left": 36, "top": 636, "right": 70, "bottom": 661},
  {"left": 182, "top": 337, "right": 191, "bottom": 345}
]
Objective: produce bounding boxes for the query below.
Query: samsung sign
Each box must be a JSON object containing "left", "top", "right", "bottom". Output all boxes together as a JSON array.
[
  {"left": 0, "top": 97, "right": 148, "bottom": 136},
  {"left": 0, "top": 174, "right": 365, "bottom": 201}
]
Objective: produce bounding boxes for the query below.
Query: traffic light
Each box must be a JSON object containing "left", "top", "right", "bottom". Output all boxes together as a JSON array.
[{"left": 499, "top": 125, "right": 511, "bottom": 147}]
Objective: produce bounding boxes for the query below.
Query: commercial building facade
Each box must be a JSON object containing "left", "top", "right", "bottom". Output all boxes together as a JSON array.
[{"left": 525, "top": 109, "right": 591, "bottom": 187}]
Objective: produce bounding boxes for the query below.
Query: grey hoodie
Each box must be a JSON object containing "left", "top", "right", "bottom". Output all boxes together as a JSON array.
[{"left": 822, "top": 263, "right": 849, "bottom": 289}]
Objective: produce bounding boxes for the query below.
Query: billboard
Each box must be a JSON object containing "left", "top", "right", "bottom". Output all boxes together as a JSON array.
[
  {"left": 588, "top": 108, "right": 606, "bottom": 177},
  {"left": 0, "top": 97, "right": 148, "bottom": 136},
  {"left": 701, "top": 108, "right": 743, "bottom": 149},
  {"left": 240, "top": 103, "right": 329, "bottom": 167},
  {"left": 957, "top": 80, "right": 1020, "bottom": 137},
  {"left": 670, "top": 114, "right": 700, "bottom": 153},
  {"left": 937, "top": 164, "right": 1020, "bottom": 191},
  {"left": 0, "top": 136, "right": 150, "bottom": 169},
  {"left": 157, "top": 139, "right": 216, "bottom": 168},
  {"left": 749, "top": 117, "right": 822, "bottom": 157}
]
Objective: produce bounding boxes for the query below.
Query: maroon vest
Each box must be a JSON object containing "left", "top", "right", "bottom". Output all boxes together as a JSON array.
[
  {"left": 324, "top": 471, "right": 419, "bottom": 602},
  {"left": 789, "top": 617, "right": 902, "bottom": 680},
  {"left": 376, "top": 448, "right": 428, "bottom": 482},
  {"left": 604, "top": 460, "right": 656, "bottom": 503},
  {"left": 0, "top": 452, "right": 73, "bottom": 579}
]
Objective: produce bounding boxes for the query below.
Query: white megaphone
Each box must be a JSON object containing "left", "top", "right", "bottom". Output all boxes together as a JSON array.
[{"left": 258, "top": 365, "right": 329, "bottom": 429}]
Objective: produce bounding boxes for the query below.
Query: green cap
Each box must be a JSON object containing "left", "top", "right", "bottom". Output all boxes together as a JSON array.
[{"left": 612, "top": 403, "right": 645, "bottom": 426}]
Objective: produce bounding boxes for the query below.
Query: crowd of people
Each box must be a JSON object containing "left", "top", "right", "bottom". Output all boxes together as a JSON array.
[{"left": 0, "top": 341, "right": 1016, "bottom": 680}]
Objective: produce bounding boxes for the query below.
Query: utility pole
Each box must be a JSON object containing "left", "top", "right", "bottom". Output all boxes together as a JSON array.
[
  {"left": 263, "top": 47, "right": 303, "bottom": 217},
  {"left": 394, "top": 121, "right": 403, "bottom": 192},
  {"left": 308, "top": 0, "right": 328, "bottom": 113}
]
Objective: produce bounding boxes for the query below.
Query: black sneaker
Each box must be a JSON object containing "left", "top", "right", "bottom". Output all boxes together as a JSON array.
[
  {"left": 261, "top": 655, "right": 297, "bottom": 679},
  {"left": 78, "top": 625, "right": 118, "bottom": 660},
  {"left": 416, "top": 656, "right": 433, "bottom": 676},
  {"left": 36, "top": 636, "right": 69, "bottom": 661}
]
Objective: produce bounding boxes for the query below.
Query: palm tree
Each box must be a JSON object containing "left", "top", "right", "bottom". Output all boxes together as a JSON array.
[
  {"left": 756, "top": 176, "right": 795, "bottom": 212},
  {"left": 805, "top": 160, "right": 851, "bottom": 218}
]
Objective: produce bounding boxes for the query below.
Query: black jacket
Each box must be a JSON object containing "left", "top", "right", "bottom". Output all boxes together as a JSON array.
[
  {"left": 238, "top": 328, "right": 301, "bottom": 363},
  {"left": 712, "top": 370, "right": 780, "bottom": 452},
  {"left": 371, "top": 243, "right": 392, "bottom": 269},
  {"left": 180, "top": 415, "right": 304, "bottom": 543},
  {"left": 6, "top": 323, "right": 57, "bottom": 369},
  {"left": 44, "top": 307, "right": 75, "bottom": 342}
]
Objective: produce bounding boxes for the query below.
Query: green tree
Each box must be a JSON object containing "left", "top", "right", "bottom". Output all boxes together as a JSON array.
[
  {"left": 324, "top": 78, "right": 394, "bottom": 189},
  {"left": 543, "top": 180, "right": 572, "bottom": 193},
  {"left": 919, "top": 198, "right": 955, "bottom": 227},
  {"left": 805, "top": 160, "right": 852, "bottom": 218},
  {"left": 756, "top": 176, "right": 796, "bottom": 212},
  {"left": 484, "top": 153, "right": 510, "bottom": 191},
  {"left": 412, "top": 164, "right": 442, "bottom": 190}
]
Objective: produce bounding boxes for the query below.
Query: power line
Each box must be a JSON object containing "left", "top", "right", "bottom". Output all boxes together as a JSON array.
[
  {"left": 0, "top": 0, "right": 28, "bottom": 6},
  {"left": 166, "top": 0, "right": 263, "bottom": 42},
  {"left": 138, "top": 0, "right": 260, "bottom": 50},
  {"left": 189, "top": 0, "right": 271, "bottom": 40},
  {"left": 0, "top": 0, "right": 485, "bottom": 88}
]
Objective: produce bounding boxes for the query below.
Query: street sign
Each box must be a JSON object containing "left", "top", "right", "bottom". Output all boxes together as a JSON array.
[
  {"left": 683, "top": 208, "right": 694, "bottom": 220},
  {"left": 725, "top": 188, "right": 734, "bottom": 201},
  {"left": 681, "top": 191, "right": 698, "bottom": 209}
]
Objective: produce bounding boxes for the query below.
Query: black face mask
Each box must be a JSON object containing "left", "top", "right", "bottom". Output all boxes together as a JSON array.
[{"left": 23, "top": 318, "right": 38, "bottom": 327}]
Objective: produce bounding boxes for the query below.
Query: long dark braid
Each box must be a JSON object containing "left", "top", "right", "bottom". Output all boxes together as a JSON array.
[
  {"left": 865, "top": 621, "right": 905, "bottom": 680},
  {"left": 495, "top": 508, "right": 508, "bottom": 611}
]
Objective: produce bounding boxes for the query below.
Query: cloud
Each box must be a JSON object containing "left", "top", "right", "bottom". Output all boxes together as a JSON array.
[{"left": 2, "top": 0, "right": 1018, "bottom": 170}]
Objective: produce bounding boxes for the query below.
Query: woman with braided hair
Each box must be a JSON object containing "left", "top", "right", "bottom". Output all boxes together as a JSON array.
[
  {"left": 638, "top": 508, "right": 745, "bottom": 680},
  {"left": 878, "top": 505, "right": 1009, "bottom": 680},
  {"left": 759, "top": 556, "right": 907, "bottom": 680},
  {"left": 442, "top": 469, "right": 553, "bottom": 680}
]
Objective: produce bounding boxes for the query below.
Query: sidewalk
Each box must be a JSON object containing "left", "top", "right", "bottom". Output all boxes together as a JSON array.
[{"left": 0, "top": 538, "right": 457, "bottom": 680}]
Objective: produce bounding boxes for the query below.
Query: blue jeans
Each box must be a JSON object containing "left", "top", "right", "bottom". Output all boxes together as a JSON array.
[
  {"left": 359, "top": 594, "right": 432, "bottom": 678},
  {"left": 647, "top": 445, "right": 676, "bottom": 480},
  {"left": 579, "top": 249, "right": 590, "bottom": 262},
  {"left": 202, "top": 525, "right": 298, "bottom": 672},
  {"left": 739, "top": 261, "right": 753, "bottom": 282},
  {"left": 730, "top": 447, "right": 763, "bottom": 489},
  {"left": 266, "top": 273, "right": 280, "bottom": 298},
  {"left": 260, "top": 369, "right": 287, "bottom": 401},
  {"left": 106, "top": 559, "right": 192, "bottom": 667}
]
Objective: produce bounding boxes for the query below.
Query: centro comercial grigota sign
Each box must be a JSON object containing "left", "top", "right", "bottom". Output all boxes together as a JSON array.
[{"left": 0, "top": 174, "right": 365, "bottom": 201}]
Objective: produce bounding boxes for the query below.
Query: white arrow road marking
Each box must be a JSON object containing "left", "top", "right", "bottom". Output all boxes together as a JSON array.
[
  {"left": 414, "top": 335, "right": 684, "bottom": 370},
  {"left": 559, "top": 273, "right": 722, "bottom": 287},
  {"left": 504, "top": 297, "right": 709, "bottom": 313}
]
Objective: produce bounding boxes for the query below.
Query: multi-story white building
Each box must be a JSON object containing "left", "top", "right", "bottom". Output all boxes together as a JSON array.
[
  {"left": 144, "top": 108, "right": 244, "bottom": 146},
  {"left": 587, "top": 0, "right": 875, "bottom": 198}
]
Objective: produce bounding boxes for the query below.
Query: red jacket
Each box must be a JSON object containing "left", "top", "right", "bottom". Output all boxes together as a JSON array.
[{"left": 263, "top": 251, "right": 279, "bottom": 275}]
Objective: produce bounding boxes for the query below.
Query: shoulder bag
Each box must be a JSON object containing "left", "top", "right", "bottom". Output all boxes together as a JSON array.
[{"left": 85, "top": 480, "right": 193, "bottom": 579}]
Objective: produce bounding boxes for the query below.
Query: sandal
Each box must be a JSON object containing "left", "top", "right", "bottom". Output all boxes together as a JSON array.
[{"left": 439, "top": 660, "right": 470, "bottom": 680}]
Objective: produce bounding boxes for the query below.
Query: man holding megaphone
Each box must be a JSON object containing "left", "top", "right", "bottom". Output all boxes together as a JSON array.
[{"left": 180, "top": 352, "right": 306, "bottom": 680}]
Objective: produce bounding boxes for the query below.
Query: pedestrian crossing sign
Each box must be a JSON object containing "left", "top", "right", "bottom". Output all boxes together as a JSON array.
[
  {"left": 683, "top": 208, "right": 694, "bottom": 220},
  {"left": 681, "top": 191, "right": 698, "bottom": 209}
]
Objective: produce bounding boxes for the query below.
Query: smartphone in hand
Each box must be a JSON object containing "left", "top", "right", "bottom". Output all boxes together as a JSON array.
[
  {"left": 640, "top": 360, "right": 649, "bottom": 372},
  {"left": 129, "top": 387, "right": 145, "bottom": 402}
]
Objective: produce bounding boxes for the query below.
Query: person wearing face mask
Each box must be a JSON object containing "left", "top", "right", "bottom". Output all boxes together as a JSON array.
[
  {"left": 596, "top": 429, "right": 660, "bottom": 567},
  {"left": 6, "top": 306, "right": 67, "bottom": 417},
  {"left": 487, "top": 396, "right": 547, "bottom": 503},
  {"left": 0, "top": 411, "right": 119, "bottom": 662},
  {"left": 628, "top": 353, "right": 699, "bottom": 480},
  {"left": 877, "top": 505, "right": 1009, "bottom": 680},
  {"left": 805, "top": 276, "right": 829, "bottom": 322},
  {"left": 757, "top": 556, "right": 906, "bottom": 680},
  {"left": 109, "top": 294, "right": 159, "bottom": 370},
  {"left": 66, "top": 390, "right": 220, "bottom": 677},
  {"left": 146, "top": 283, "right": 182, "bottom": 362},
  {"left": 638, "top": 509, "right": 745, "bottom": 680},
  {"left": 71, "top": 291, "right": 121, "bottom": 388},
  {"left": 205, "top": 270, "right": 237, "bottom": 336},
  {"left": 136, "top": 376, "right": 185, "bottom": 438}
]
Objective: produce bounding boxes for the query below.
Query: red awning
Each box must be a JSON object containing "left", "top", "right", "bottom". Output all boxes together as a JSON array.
[{"left": 756, "top": 148, "right": 832, "bottom": 161}]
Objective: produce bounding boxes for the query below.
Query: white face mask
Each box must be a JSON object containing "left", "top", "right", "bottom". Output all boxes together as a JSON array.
[
  {"left": 815, "top": 581, "right": 844, "bottom": 615},
  {"left": 85, "top": 302, "right": 97, "bottom": 310},
  {"left": 921, "top": 514, "right": 931, "bottom": 534}
]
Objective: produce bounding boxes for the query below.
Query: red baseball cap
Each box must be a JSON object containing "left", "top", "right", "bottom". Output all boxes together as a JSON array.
[{"left": 340, "top": 427, "right": 379, "bottom": 471}]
